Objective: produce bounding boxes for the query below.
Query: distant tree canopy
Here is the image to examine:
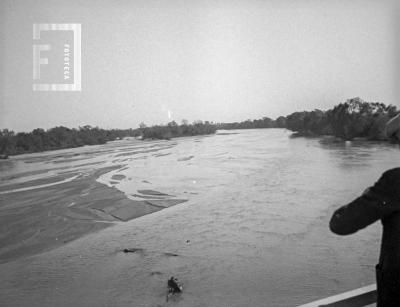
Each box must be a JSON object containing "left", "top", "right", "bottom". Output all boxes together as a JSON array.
[
  {"left": 0, "top": 121, "right": 217, "bottom": 156},
  {"left": 218, "top": 97, "right": 398, "bottom": 141},
  {"left": 1, "top": 97, "right": 397, "bottom": 156},
  {"left": 328, "top": 98, "right": 397, "bottom": 140},
  {"left": 216, "top": 116, "right": 281, "bottom": 130},
  {"left": 285, "top": 109, "right": 332, "bottom": 135},
  {"left": 0, "top": 126, "right": 141, "bottom": 156},
  {"left": 141, "top": 120, "right": 216, "bottom": 140},
  {"left": 284, "top": 98, "right": 398, "bottom": 140}
]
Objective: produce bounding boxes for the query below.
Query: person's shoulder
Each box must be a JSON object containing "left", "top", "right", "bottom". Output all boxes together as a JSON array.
[
  {"left": 381, "top": 168, "right": 400, "bottom": 179},
  {"left": 373, "top": 168, "right": 400, "bottom": 199}
]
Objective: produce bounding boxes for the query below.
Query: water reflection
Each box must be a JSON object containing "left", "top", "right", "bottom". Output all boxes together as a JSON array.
[{"left": 318, "top": 137, "right": 400, "bottom": 169}]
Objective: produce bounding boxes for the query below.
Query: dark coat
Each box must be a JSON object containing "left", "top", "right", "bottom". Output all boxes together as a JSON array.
[{"left": 329, "top": 168, "right": 400, "bottom": 307}]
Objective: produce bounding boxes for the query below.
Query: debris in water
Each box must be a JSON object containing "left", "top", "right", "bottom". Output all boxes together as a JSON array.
[
  {"left": 166, "top": 276, "right": 183, "bottom": 301},
  {"left": 164, "top": 252, "right": 179, "bottom": 257},
  {"left": 122, "top": 248, "right": 143, "bottom": 253}
]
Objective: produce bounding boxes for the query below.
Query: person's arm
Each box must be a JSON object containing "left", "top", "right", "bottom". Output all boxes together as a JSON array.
[{"left": 330, "top": 188, "right": 397, "bottom": 235}]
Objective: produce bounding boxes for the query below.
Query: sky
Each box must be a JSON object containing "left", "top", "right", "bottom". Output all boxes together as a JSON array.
[{"left": 1, "top": 0, "right": 399, "bottom": 132}]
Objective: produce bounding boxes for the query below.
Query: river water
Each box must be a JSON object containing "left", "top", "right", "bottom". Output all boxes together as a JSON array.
[{"left": 1, "top": 129, "right": 400, "bottom": 306}]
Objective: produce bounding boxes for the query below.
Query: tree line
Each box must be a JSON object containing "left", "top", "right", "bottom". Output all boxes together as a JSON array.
[
  {"left": 283, "top": 97, "right": 398, "bottom": 140},
  {"left": 140, "top": 120, "right": 216, "bottom": 140},
  {"left": 218, "top": 97, "right": 398, "bottom": 141},
  {"left": 0, "top": 126, "right": 144, "bottom": 156},
  {"left": 1, "top": 97, "right": 397, "bottom": 157},
  {"left": 0, "top": 121, "right": 217, "bottom": 156}
]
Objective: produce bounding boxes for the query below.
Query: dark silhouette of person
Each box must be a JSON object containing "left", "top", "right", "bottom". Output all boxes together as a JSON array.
[{"left": 330, "top": 114, "right": 400, "bottom": 306}]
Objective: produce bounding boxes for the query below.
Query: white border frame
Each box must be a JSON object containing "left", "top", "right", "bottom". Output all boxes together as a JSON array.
[{"left": 33, "top": 23, "right": 81, "bottom": 91}]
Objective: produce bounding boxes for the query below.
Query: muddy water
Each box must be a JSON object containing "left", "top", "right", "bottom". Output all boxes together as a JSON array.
[{"left": 1, "top": 129, "right": 400, "bottom": 306}]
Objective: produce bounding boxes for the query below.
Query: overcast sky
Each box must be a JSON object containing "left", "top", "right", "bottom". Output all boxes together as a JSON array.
[{"left": 1, "top": 0, "right": 399, "bottom": 132}]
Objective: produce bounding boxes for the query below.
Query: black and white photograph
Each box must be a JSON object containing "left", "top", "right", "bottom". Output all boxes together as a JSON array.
[{"left": 1, "top": 0, "right": 400, "bottom": 306}]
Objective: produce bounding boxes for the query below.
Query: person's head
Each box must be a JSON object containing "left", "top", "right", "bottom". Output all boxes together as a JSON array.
[{"left": 386, "top": 113, "right": 400, "bottom": 142}]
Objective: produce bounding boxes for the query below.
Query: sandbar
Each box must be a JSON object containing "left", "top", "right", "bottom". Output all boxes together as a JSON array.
[{"left": 0, "top": 165, "right": 187, "bottom": 264}]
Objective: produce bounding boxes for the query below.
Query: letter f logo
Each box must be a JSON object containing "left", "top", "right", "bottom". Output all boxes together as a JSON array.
[
  {"left": 33, "top": 44, "right": 51, "bottom": 80},
  {"left": 33, "top": 24, "right": 51, "bottom": 80}
]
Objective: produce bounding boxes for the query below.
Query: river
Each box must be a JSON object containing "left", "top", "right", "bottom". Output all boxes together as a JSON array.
[{"left": 1, "top": 128, "right": 399, "bottom": 306}]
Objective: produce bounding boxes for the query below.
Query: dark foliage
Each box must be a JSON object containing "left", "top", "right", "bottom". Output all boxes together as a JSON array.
[
  {"left": 216, "top": 117, "right": 281, "bottom": 130},
  {"left": 1, "top": 97, "right": 397, "bottom": 156},
  {"left": 284, "top": 98, "right": 398, "bottom": 140},
  {"left": 0, "top": 126, "right": 141, "bottom": 156},
  {"left": 217, "top": 97, "right": 398, "bottom": 141},
  {"left": 141, "top": 120, "right": 216, "bottom": 140},
  {"left": 0, "top": 121, "right": 217, "bottom": 156}
]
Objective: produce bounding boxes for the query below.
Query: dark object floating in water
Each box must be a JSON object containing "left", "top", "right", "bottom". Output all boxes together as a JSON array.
[
  {"left": 122, "top": 248, "right": 143, "bottom": 253},
  {"left": 0, "top": 154, "right": 9, "bottom": 159},
  {"left": 164, "top": 252, "right": 179, "bottom": 257},
  {"left": 167, "top": 276, "right": 183, "bottom": 301}
]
